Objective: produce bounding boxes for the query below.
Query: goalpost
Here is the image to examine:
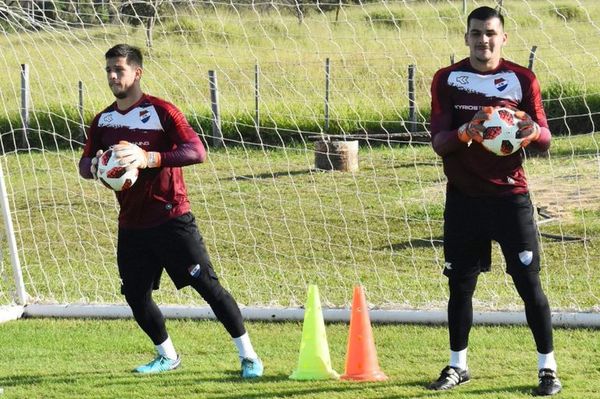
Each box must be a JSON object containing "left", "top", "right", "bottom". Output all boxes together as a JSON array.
[{"left": 0, "top": 0, "right": 599, "bottom": 326}]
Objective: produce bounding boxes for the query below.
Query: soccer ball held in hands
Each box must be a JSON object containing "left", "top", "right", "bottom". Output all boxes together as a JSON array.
[
  {"left": 480, "top": 107, "right": 526, "bottom": 156},
  {"left": 97, "top": 149, "right": 138, "bottom": 191}
]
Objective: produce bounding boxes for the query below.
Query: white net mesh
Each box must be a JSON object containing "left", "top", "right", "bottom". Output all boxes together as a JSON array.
[{"left": 0, "top": 0, "right": 599, "bottom": 314}]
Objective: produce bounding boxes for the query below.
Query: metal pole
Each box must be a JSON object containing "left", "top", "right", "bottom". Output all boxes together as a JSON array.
[
  {"left": 78, "top": 80, "right": 85, "bottom": 141},
  {"left": 324, "top": 57, "right": 330, "bottom": 132},
  {"left": 0, "top": 161, "right": 28, "bottom": 305},
  {"left": 408, "top": 64, "right": 416, "bottom": 133},
  {"left": 20, "top": 64, "right": 30, "bottom": 149},
  {"left": 254, "top": 63, "right": 260, "bottom": 132},
  {"left": 528, "top": 45, "right": 538, "bottom": 71},
  {"left": 463, "top": 0, "right": 467, "bottom": 15},
  {"left": 208, "top": 70, "right": 223, "bottom": 148}
]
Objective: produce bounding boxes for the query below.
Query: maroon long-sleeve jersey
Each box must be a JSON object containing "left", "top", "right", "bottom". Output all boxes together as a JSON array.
[
  {"left": 79, "top": 94, "right": 206, "bottom": 228},
  {"left": 430, "top": 58, "right": 551, "bottom": 197}
]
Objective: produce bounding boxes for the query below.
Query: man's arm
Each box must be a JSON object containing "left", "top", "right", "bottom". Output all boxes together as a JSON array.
[
  {"left": 79, "top": 117, "right": 102, "bottom": 179},
  {"left": 158, "top": 103, "right": 206, "bottom": 167},
  {"left": 519, "top": 73, "right": 551, "bottom": 152},
  {"left": 430, "top": 69, "right": 464, "bottom": 157}
]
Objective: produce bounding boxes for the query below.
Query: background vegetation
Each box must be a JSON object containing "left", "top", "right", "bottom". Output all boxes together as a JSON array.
[{"left": 0, "top": 0, "right": 599, "bottom": 150}]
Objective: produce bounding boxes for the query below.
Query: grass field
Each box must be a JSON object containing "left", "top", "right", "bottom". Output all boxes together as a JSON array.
[
  {"left": 0, "top": 319, "right": 599, "bottom": 399},
  {"left": 0, "top": 3, "right": 599, "bottom": 397},
  {"left": 0, "top": 0, "right": 599, "bottom": 139},
  {"left": 1, "top": 132, "right": 599, "bottom": 312}
]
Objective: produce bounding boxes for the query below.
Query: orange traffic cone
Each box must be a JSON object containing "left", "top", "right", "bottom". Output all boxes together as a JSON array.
[{"left": 341, "top": 285, "right": 388, "bottom": 382}]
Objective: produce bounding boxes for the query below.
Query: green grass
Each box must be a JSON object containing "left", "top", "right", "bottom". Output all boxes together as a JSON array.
[
  {"left": 0, "top": 319, "right": 599, "bottom": 399},
  {"left": 1, "top": 0, "right": 599, "bottom": 143},
  {"left": 1, "top": 133, "right": 600, "bottom": 312}
]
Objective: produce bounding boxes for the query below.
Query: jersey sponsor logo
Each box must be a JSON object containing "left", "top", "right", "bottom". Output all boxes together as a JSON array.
[
  {"left": 494, "top": 78, "right": 508, "bottom": 92},
  {"left": 454, "top": 104, "right": 481, "bottom": 111},
  {"left": 139, "top": 109, "right": 151, "bottom": 123},
  {"left": 448, "top": 71, "right": 523, "bottom": 101}
]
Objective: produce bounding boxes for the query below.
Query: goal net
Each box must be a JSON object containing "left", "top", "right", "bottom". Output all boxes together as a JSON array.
[{"left": 0, "top": 0, "right": 599, "bottom": 324}]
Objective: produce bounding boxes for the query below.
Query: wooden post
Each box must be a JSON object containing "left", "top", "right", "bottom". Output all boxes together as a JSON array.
[
  {"left": 324, "top": 57, "right": 330, "bottom": 132},
  {"left": 254, "top": 63, "right": 260, "bottom": 132},
  {"left": 20, "top": 64, "right": 30, "bottom": 148},
  {"left": 78, "top": 81, "right": 85, "bottom": 141},
  {"left": 528, "top": 45, "right": 538, "bottom": 71},
  {"left": 208, "top": 70, "right": 223, "bottom": 148},
  {"left": 408, "top": 64, "right": 416, "bottom": 133}
]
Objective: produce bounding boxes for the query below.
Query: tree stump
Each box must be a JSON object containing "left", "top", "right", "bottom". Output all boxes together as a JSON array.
[{"left": 314, "top": 140, "right": 359, "bottom": 172}]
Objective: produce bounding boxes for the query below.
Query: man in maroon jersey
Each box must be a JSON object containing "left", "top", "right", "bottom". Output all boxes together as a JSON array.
[
  {"left": 427, "top": 7, "right": 561, "bottom": 396},
  {"left": 79, "top": 44, "right": 263, "bottom": 378}
]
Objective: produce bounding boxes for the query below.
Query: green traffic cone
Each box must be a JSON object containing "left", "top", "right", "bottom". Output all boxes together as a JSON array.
[{"left": 289, "top": 285, "right": 339, "bottom": 380}]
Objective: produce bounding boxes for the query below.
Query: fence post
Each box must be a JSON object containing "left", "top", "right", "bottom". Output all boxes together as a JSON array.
[
  {"left": 208, "top": 70, "right": 223, "bottom": 148},
  {"left": 408, "top": 64, "right": 416, "bottom": 133},
  {"left": 78, "top": 80, "right": 85, "bottom": 142},
  {"left": 324, "top": 57, "right": 330, "bottom": 133},
  {"left": 528, "top": 45, "right": 538, "bottom": 71},
  {"left": 20, "top": 64, "right": 30, "bottom": 149},
  {"left": 254, "top": 63, "right": 260, "bottom": 133}
]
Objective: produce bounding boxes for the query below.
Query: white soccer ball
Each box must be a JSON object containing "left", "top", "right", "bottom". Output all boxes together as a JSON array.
[
  {"left": 480, "top": 107, "right": 524, "bottom": 156},
  {"left": 97, "top": 148, "right": 138, "bottom": 191}
]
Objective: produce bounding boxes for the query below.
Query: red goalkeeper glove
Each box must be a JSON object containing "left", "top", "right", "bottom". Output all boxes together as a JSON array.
[
  {"left": 112, "top": 140, "right": 161, "bottom": 170},
  {"left": 457, "top": 106, "right": 494, "bottom": 144},
  {"left": 514, "top": 110, "right": 541, "bottom": 148},
  {"left": 90, "top": 149, "right": 103, "bottom": 180}
]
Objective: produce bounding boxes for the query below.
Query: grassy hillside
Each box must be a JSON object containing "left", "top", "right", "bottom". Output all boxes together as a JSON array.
[{"left": 0, "top": 0, "right": 599, "bottom": 148}]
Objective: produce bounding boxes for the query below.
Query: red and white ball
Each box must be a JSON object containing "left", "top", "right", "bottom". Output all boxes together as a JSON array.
[
  {"left": 97, "top": 149, "right": 138, "bottom": 191},
  {"left": 480, "top": 107, "right": 524, "bottom": 156}
]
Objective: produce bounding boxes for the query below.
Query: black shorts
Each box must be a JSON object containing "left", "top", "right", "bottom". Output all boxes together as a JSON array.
[
  {"left": 443, "top": 188, "right": 540, "bottom": 278},
  {"left": 117, "top": 212, "right": 218, "bottom": 297}
]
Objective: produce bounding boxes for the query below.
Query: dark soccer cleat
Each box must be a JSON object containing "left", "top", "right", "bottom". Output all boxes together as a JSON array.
[
  {"left": 427, "top": 365, "right": 471, "bottom": 390},
  {"left": 535, "top": 368, "right": 562, "bottom": 396}
]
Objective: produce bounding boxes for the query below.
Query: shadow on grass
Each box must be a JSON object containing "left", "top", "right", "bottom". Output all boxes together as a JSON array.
[
  {"left": 225, "top": 169, "right": 313, "bottom": 181},
  {"left": 379, "top": 237, "right": 444, "bottom": 251},
  {"left": 0, "top": 369, "right": 540, "bottom": 398}
]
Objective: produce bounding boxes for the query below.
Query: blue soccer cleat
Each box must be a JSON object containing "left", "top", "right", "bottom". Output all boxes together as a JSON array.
[
  {"left": 133, "top": 355, "right": 181, "bottom": 374},
  {"left": 241, "top": 357, "right": 263, "bottom": 378}
]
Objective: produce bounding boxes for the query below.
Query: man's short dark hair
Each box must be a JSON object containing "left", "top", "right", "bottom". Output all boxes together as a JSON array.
[
  {"left": 105, "top": 44, "right": 143, "bottom": 67},
  {"left": 467, "top": 6, "right": 504, "bottom": 29}
]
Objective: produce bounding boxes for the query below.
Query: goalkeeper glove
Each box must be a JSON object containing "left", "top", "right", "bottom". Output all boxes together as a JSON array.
[
  {"left": 113, "top": 140, "right": 161, "bottom": 170},
  {"left": 514, "top": 110, "right": 541, "bottom": 148},
  {"left": 457, "top": 106, "right": 494, "bottom": 144},
  {"left": 90, "top": 149, "right": 103, "bottom": 180}
]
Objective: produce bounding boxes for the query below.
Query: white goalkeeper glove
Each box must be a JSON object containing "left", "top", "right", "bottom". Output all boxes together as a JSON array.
[
  {"left": 112, "top": 140, "right": 161, "bottom": 170},
  {"left": 90, "top": 149, "right": 103, "bottom": 180}
]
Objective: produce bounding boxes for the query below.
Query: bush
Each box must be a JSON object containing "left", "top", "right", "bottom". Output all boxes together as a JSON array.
[
  {"left": 543, "top": 82, "right": 600, "bottom": 136},
  {"left": 551, "top": 4, "right": 586, "bottom": 22}
]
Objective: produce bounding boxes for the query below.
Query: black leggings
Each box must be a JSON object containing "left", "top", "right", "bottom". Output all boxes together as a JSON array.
[
  {"left": 448, "top": 272, "right": 553, "bottom": 354},
  {"left": 125, "top": 276, "right": 246, "bottom": 345}
]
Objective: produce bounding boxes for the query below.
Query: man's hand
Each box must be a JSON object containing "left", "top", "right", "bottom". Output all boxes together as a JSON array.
[
  {"left": 90, "top": 149, "right": 103, "bottom": 180},
  {"left": 112, "top": 140, "right": 161, "bottom": 170},
  {"left": 457, "top": 106, "right": 494, "bottom": 144},
  {"left": 514, "top": 110, "right": 540, "bottom": 148}
]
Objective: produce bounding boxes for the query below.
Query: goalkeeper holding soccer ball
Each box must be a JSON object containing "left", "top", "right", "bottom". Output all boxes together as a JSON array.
[
  {"left": 428, "top": 6, "right": 561, "bottom": 396},
  {"left": 78, "top": 44, "right": 263, "bottom": 378}
]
